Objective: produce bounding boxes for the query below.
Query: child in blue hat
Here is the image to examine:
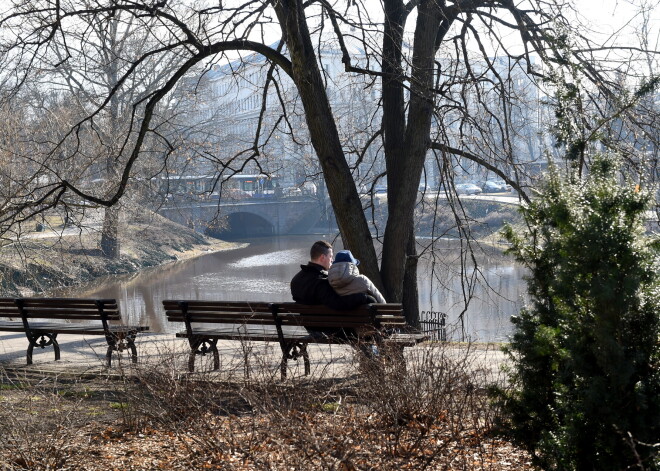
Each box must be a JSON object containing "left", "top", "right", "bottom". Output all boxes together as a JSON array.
[{"left": 327, "top": 250, "right": 386, "bottom": 303}]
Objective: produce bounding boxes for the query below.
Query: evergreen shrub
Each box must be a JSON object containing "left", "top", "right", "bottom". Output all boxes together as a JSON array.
[{"left": 493, "top": 154, "right": 660, "bottom": 470}]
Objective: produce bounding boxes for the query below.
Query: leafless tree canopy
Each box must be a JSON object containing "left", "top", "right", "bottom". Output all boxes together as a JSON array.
[{"left": 0, "top": 0, "right": 657, "bottom": 320}]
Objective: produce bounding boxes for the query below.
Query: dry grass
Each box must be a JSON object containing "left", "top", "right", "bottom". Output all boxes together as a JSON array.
[{"left": 0, "top": 342, "right": 534, "bottom": 470}]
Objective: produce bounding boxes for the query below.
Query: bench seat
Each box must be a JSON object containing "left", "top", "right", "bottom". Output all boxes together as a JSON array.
[{"left": 173, "top": 328, "right": 424, "bottom": 345}]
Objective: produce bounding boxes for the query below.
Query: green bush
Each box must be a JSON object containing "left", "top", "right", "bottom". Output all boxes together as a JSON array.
[{"left": 493, "top": 155, "right": 660, "bottom": 470}]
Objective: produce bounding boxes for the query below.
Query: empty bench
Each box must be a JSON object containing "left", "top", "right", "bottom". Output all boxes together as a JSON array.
[
  {"left": 162, "top": 300, "right": 428, "bottom": 378},
  {"left": 0, "top": 298, "right": 149, "bottom": 366}
]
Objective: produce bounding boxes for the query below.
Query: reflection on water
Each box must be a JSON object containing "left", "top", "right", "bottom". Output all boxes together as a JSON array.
[
  {"left": 228, "top": 248, "right": 302, "bottom": 268},
  {"left": 53, "top": 235, "right": 527, "bottom": 341}
]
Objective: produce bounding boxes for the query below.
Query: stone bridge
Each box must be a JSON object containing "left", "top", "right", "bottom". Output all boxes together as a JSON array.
[{"left": 158, "top": 197, "right": 326, "bottom": 238}]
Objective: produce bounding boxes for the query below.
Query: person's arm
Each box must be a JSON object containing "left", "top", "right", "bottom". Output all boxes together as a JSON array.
[
  {"left": 329, "top": 292, "right": 369, "bottom": 310},
  {"left": 321, "top": 284, "right": 368, "bottom": 310},
  {"left": 362, "top": 276, "right": 387, "bottom": 303}
]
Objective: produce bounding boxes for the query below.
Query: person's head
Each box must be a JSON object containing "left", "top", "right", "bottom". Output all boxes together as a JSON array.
[
  {"left": 333, "top": 250, "right": 360, "bottom": 266},
  {"left": 310, "top": 240, "right": 333, "bottom": 270}
]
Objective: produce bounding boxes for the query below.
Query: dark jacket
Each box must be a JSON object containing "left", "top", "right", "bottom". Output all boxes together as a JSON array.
[{"left": 290, "top": 262, "right": 368, "bottom": 310}]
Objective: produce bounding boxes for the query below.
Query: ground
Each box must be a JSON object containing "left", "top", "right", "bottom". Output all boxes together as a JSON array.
[{"left": 0, "top": 365, "right": 535, "bottom": 470}]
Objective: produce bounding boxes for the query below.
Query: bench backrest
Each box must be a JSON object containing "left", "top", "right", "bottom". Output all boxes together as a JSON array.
[
  {"left": 162, "top": 300, "right": 275, "bottom": 331},
  {"left": 162, "top": 301, "right": 406, "bottom": 329},
  {"left": 0, "top": 298, "right": 20, "bottom": 319},
  {"left": 274, "top": 302, "right": 406, "bottom": 330},
  {"left": 0, "top": 298, "right": 120, "bottom": 321},
  {"left": 162, "top": 300, "right": 408, "bottom": 346}
]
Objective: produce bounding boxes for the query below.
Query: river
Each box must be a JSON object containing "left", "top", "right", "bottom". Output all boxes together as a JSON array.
[{"left": 54, "top": 235, "right": 527, "bottom": 342}]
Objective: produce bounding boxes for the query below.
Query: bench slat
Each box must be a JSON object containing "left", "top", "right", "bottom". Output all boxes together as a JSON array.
[
  {"left": 18, "top": 324, "right": 147, "bottom": 335},
  {"left": 0, "top": 311, "right": 20, "bottom": 318},
  {"left": 276, "top": 315, "right": 406, "bottom": 326},
  {"left": 19, "top": 298, "right": 118, "bottom": 307},
  {"left": 163, "top": 301, "right": 271, "bottom": 311},
  {"left": 166, "top": 317, "right": 278, "bottom": 326},
  {"left": 277, "top": 302, "right": 402, "bottom": 314},
  {"left": 17, "top": 311, "right": 120, "bottom": 321},
  {"left": 164, "top": 310, "right": 273, "bottom": 318},
  {"left": 175, "top": 331, "right": 286, "bottom": 341},
  {"left": 0, "top": 321, "right": 25, "bottom": 331}
]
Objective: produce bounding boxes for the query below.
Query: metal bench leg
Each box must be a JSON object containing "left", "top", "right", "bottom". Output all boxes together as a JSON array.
[
  {"left": 280, "top": 354, "right": 288, "bottom": 380},
  {"left": 279, "top": 342, "right": 309, "bottom": 380},
  {"left": 188, "top": 349, "right": 197, "bottom": 372},
  {"left": 127, "top": 334, "right": 139, "bottom": 364},
  {"left": 106, "top": 346, "right": 113, "bottom": 366},
  {"left": 302, "top": 344, "right": 310, "bottom": 376},
  {"left": 355, "top": 342, "right": 383, "bottom": 376},
  {"left": 26, "top": 333, "right": 59, "bottom": 365},
  {"left": 384, "top": 344, "right": 406, "bottom": 375},
  {"left": 106, "top": 333, "right": 117, "bottom": 366},
  {"left": 106, "top": 331, "right": 139, "bottom": 367},
  {"left": 212, "top": 342, "right": 220, "bottom": 370},
  {"left": 189, "top": 339, "right": 219, "bottom": 372}
]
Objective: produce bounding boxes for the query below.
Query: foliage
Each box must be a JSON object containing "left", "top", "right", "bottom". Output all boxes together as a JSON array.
[{"left": 494, "top": 154, "right": 660, "bottom": 470}]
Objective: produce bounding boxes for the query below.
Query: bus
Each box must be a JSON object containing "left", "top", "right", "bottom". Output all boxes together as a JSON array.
[
  {"left": 225, "top": 174, "right": 278, "bottom": 197},
  {"left": 156, "top": 174, "right": 280, "bottom": 201}
]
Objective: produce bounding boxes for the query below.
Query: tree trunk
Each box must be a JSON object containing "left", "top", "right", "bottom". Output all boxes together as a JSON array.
[
  {"left": 100, "top": 206, "right": 120, "bottom": 259},
  {"left": 379, "top": 0, "right": 407, "bottom": 301},
  {"left": 273, "top": 0, "right": 383, "bottom": 290},
  {"left": 100, "top": 21, "right": 122, "bottom": 260},
  {"left": 380, "top": 0, "right": 445, "bottom": 302},
  {"left": 402, "top": 227, "right": 420, "bottom": 328},
  {"left": 274, "top": 0, "right": 452, "bottom": 320}
]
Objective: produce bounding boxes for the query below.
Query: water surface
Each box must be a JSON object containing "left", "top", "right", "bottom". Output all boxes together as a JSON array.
[{"left": 55, "top": 235, "right": 527, "bottom": 341}]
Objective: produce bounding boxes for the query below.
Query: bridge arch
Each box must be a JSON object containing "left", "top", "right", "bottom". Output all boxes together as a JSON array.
[
  {"left": 158, "top": 199, "right": 324, "bottom": 237},
  {"left": 205, "top": 211, "right": 274, "bottom": 239}
]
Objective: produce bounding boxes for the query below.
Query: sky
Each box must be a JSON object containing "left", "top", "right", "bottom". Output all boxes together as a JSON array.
[
  {"left": 568, "top": 0, "right": 659, "bottom": 74},
  {"left": 569, "top": 0, "right": 658, "bottom": 41},
  {"left": 217, "top": 0, "right": 659, "bottom": 73}
]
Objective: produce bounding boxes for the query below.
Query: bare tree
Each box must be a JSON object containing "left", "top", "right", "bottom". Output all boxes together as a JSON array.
[
  {"left": 31, "top": 6, "right": 183, "bottom": 257},
  {"left": 0, "top": 0, "right": 657, "bottom": 322}
]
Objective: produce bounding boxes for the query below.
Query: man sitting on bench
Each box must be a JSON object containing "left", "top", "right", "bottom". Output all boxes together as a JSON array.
[
  {"left": 291, "top": 240, "right": 370, "bottom": 309},
  {"left": 291, "top": 240, "right": 376, "bottom": 343}
]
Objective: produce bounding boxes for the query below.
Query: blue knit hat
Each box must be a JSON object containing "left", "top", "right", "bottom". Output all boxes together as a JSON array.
[{"left": 334, "top": 250, "right": 359, "bottom": 265}]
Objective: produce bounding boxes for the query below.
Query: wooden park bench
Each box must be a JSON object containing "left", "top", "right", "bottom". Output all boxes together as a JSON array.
[
  {"left": 0, "top": 298, "right": 149, "bottom": 366},
  {"left": 162, "top": 300, "right": 428, "bottom": 379}
]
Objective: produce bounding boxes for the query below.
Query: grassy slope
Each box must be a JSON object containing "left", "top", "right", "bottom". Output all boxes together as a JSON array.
[{"left": 0, "top": 208, "right": 238, "bottom": 296}]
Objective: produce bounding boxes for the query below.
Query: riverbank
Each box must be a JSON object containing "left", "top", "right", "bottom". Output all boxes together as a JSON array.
[{"left": 0, "top": 207, "right": 244, "bottom": 296}]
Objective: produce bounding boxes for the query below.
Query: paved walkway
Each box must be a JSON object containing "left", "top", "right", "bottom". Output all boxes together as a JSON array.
[{"left": 0, "top": 331, "right": 508, "bottom": 383}]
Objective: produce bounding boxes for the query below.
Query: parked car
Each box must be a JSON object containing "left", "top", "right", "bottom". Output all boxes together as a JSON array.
[
  {"left": 282, "top": 186, "right": 302, "bottom": 197},
  {"left": 481, "top": 181, "right": 507, "bottom": 193},
  {"left": 455, "top": 183, "right": 482, "bottom": 195},
  {"left": 491, "top": 180, "right": 512, "bottom": 192}
]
